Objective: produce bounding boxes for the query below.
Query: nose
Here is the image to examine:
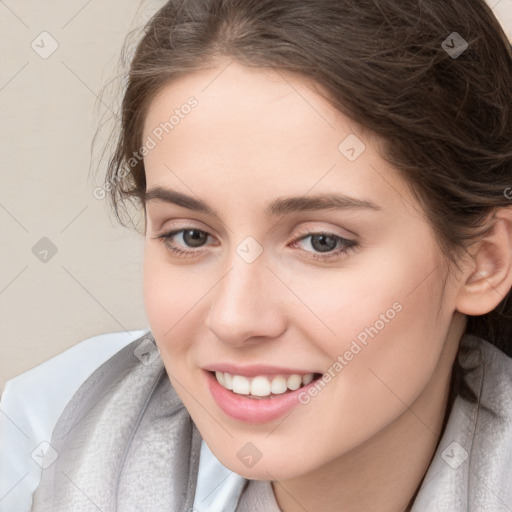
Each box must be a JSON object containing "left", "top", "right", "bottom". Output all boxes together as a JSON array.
[{"left": 205, "top": 256, "right": 287, "bottom": 346}]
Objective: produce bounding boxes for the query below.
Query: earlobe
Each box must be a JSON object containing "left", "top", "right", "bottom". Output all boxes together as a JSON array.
[{"left": 456, "top": 207, "right": 512, "bottom": 316}]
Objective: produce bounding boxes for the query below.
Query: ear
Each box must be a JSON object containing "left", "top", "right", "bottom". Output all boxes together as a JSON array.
[{"left": 456, "top": 206, "right": 512, "bottom": 316}]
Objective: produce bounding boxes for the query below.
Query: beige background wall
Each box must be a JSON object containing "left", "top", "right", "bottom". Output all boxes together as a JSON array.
[
  {"left": 0, "top": 0, "right": 161, "bottom": 392},
  {"left": 1, "top": 0, "right": 511, "bottom": 389}
]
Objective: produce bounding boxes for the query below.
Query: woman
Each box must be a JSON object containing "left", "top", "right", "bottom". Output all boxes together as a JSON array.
[{"left": 2, "top": 0, "right": 512, "bottom": 510}]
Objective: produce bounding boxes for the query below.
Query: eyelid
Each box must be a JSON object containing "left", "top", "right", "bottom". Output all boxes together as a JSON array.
[
  {"left": 154, "top": 218, "right": 218, "bottom": 237},
  {"left": 159, "top": 227, "right": 218, "bottom": 246},
  {"left": 291, "top": 231, "right": 357, "bottom": 255},
  {"left": 292, "top": 222, "right": 357, "bottom": 241}
]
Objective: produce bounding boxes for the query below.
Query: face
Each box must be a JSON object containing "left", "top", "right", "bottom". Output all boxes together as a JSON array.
[{"left": 142, "top": 59, "right": 465, "bottom": 480}]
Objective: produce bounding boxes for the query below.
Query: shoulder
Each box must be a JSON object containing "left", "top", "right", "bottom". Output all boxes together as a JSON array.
[
  {"left": 412, "top": 334, "right": 512, "bottom": 511},
  {"left": 463, "top": 334, "right": 512, "bottom": 414},
  {"left": 0, "top": 329, "right": 148, "bottom": 512}
]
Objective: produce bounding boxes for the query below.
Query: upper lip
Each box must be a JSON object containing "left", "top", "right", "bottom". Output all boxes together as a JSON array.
[{"left": 203, "top": 363, "right": 319, "bottom": 377}]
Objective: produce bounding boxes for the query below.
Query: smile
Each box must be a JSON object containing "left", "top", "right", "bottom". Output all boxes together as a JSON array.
[{"left": 214, "top": 371, "right": 319, "bottom": 398}]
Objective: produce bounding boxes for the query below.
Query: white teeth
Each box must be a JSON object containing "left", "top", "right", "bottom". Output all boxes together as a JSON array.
[
  {"left": 224, "top": 372, "right": 233, "bottom": 390},
  {"left": 215, "top": 371, "right": 225, "bottom": 387},
  {"left": 287, "top": 374, "right": 302, "bottom": 390},
  {"left": 231, "top": 375, "right": 250, "bottom": 395},
  {"left": 214, "top": 371, "right": 316, "bottom": 397},
  {"left": 251, "top": 376, "right": 271, "bottom": 396},
  {"left": 302, "top": 373, "right": 314, "bottom": 386},
  {"left": 270, "top": 375, "right": 287, "bottom": 394}
]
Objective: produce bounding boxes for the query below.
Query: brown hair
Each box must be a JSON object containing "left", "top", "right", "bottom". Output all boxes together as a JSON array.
[{"left": 102, "top": 0, "right": 512, "bottom": 402}]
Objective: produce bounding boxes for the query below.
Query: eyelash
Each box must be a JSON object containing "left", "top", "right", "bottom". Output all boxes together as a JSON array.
[
  {"left": 290, "top": 231, "right": 358, "bottom": 261},
  {"left": 156, "top": 227, "right": 358, "bottom": 262}
]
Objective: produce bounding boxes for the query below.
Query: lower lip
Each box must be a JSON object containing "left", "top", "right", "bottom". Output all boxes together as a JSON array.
[{"left": 205, "top": 371, "right": 319, "bottom": 424}]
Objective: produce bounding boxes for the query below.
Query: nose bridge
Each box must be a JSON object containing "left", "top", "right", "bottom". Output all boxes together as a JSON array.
[
  {"left": 205, "top": 248, "right": 285, "bottom": 344},
  {"left": 218, "top": 258, "right": 260, "bottom": 310}
]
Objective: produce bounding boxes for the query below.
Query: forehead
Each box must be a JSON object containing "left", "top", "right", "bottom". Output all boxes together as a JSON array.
[
  {"left": 143, "top": 61, "right": 337, "bottom": 152},
  {"left": 141, "top": 60, "right": 417, "bottom": 215}
]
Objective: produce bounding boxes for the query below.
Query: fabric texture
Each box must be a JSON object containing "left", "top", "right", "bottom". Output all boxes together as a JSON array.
[
  {"left": 31, "top": 332, "right": 512, "bottom": 511},
  {"left": 411, "top": 335, "right": 512, "bottom": 511},
  {"left": 31, "top": 337, "right": 204, "bottom": 512},
  {"left": 0, "top": 330, "right": 147, "bottom": 512}
]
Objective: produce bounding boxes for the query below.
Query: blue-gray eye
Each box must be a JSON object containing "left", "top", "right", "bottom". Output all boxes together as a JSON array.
[{"left": 308, "top": 234, "right": 339, "bottom": 253}]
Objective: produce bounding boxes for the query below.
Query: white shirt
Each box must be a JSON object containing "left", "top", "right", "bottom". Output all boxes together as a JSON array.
[{"left": 0, "top": 331, "right": 245, "bottom": 512}]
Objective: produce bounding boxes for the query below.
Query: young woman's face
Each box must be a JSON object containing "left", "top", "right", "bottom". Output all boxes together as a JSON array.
[{"left": 142, "top": 60, "right": 466, "bottom": 480}]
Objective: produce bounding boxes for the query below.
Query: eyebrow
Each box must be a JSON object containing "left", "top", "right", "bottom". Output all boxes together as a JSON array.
[{"left": 144, "top": 186, "right": 381, "bottom": 218}]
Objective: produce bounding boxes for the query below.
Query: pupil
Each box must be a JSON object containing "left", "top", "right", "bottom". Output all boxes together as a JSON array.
[
  {"left": 311, "top": 234, "right": 337, "bottom": 253},
  {"left": 184, "top": 229, "right": 207, "bottom": 247}
]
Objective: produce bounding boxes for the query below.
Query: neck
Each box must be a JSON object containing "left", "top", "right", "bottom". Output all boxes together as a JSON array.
[{"left": 272, "top": 316, "right": 465, "bottom": 512}]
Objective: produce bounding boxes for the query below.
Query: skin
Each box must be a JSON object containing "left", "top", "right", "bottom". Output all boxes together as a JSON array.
[{"left": 140, "top": 59, "right": 507, "bottom": 512}]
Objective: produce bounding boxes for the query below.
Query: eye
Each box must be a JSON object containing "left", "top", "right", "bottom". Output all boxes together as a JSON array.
[
  {"left": 178, "top": 229, "right": 209, "bottom": 247},
  {"left": 156, "top": 228, "right": 217, "bottom": 257},
  {"left": 292, "top": 232, "right": 358, "bottom": 260},
  {"left": 155, "top": 227, "right": 357, "bottom": 261},
  {"left": 302, "top": 234, "right": 339, "bottom": 253}
]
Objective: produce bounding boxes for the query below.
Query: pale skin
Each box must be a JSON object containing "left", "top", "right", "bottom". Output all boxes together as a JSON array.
[{"left": 141, "top": 59, "right": 512, "bottom": 512}]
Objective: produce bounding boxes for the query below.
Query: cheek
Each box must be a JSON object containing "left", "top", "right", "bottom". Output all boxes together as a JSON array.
[
  {"left": 282, "top": 243, "right": 448, "bottom": 403},
  {"left": 142, "top": 245, "right": 207, "bottom": 350},
  {"left": 284, "top": 250, "right": 443, "bottom": 350}
]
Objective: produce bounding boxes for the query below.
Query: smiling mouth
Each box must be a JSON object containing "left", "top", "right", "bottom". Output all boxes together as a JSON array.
[{"left": 211, "top": 371, "right": 323, "bottom": 399}]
